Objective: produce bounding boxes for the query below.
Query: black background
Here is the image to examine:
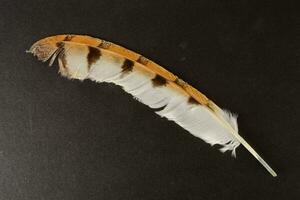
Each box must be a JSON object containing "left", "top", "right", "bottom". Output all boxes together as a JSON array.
[{"left": 0, "top": 0, "right": 299, "bottom": 199}]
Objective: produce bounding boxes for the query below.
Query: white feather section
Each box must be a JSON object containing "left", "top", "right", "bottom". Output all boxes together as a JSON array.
[{"left": 85, "top": 52, "right": 240, "bottom": 155}]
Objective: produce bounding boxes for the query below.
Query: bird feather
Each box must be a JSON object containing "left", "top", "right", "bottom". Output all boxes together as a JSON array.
[{"left": 27, "top": 34, "right": 277, "bottom": 176}]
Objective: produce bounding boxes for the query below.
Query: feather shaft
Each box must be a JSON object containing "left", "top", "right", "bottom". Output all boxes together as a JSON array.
[{"left": 210, "top": 102, "right": 277, "bottom": 177}]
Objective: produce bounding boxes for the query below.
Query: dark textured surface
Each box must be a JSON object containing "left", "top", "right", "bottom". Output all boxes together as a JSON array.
[{"left": 0, "top": 0, "right": 299, "bottom": 199}]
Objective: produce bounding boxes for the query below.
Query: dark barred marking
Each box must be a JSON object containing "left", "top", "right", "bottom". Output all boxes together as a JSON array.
[
  {"left": 188, "top": 97, "right": 200, "bottom": 105},
  {"left": 122, "top": 59, "right": 134, "bottom": 73},
  {"left": 87, "top": 46, "right": 101, "bottom": 69},
  {"left": 56, "top": 42, "right": 64, "bottom": 48},
  {"left": 137, "top": 56, "right": 149, "bottom": 65},
  {"left": 152, "top": 75, "right": 167, "bottom": 87},
  {"left": 63, "top": 35, "right": 74, "bottom": 41},
  {"left": 98, "top": 40, "right": 111, "bottom": 49}
]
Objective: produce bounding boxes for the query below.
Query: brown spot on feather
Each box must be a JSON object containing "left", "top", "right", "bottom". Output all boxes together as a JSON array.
[
  {"left": 188, "top": 97, "right": 199, "bottom": 105},
  {"left": 137, "top": 56, "right": 149, "bottom": 65},
  {"left": 63, "top": 35, "right": 74, "bottom": 41},
  {"left": 56, "top": 42, "right": 64, "bottom": 48},
  {"left": 152, "top": 75, "right": 167, "bottom": 87},
  {"left": 87, "top": 46, "right": 101, "bottom": 69},
  {"left": 122, "top": 59, "right": 134, "bottom": 73},
  {"left": 98, "top": 40, "right": 111, "bottom": 49}
]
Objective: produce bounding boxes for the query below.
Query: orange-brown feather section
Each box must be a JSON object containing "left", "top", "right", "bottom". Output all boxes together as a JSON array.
[{"left": 30, "top": 34, "right": 211, "bottom": 107}]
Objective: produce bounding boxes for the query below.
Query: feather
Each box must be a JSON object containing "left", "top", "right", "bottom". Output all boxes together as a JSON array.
[{"left": 27, "top": 34, "right": 277, "bottom": 177}]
